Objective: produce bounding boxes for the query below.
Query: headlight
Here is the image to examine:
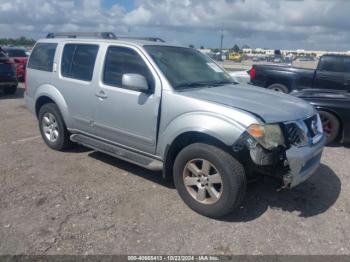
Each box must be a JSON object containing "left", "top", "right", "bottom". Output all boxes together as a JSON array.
[{"left": 247, "top": 124, "right": 285, "bottom": 150}]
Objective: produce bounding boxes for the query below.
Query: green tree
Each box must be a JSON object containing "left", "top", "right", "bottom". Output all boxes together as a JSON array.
[{"left": 232, "top": 44, "right": 240, "bottom": 53}]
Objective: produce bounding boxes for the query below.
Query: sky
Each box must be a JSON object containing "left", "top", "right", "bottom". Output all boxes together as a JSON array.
[{"left": 0, "top": 0, "right": 349, "bottom": 51}]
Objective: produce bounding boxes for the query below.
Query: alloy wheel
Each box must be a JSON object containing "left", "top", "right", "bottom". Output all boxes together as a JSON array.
[
  {"left": 42, "top": 113, "right": 59, "bottom": 143},
  {"left": 183, "top": 159, "right": 223, "bottom": 205}
]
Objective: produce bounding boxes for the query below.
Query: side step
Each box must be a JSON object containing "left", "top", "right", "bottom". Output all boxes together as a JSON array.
[{"left": 70, "top": 134, "right": 163, "bottom": 171}]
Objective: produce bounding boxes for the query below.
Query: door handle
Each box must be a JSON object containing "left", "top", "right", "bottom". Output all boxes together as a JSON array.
[{"left": 95, "top": 90, "right": 108, "bottom": 99}]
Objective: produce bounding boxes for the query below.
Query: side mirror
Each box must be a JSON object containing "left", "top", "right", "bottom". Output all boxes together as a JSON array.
[{"left": 122, "top": 74, "right": 149, "bottom": 92}]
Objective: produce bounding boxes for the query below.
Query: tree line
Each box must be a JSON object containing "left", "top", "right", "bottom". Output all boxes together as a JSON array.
[{"left": 0, "top": 37, "right": 36, "bottom": 47}]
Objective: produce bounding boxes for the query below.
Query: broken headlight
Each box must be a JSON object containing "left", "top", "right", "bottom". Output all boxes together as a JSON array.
[{"left": 247, "top": 124, "right": 285, "bottom": 150}]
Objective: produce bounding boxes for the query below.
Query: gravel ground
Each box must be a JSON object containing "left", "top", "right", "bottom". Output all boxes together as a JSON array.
[{"left": 0, "top": 85, "right": 349, "bottom": 255}]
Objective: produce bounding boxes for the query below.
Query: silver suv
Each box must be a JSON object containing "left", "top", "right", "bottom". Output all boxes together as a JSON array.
[{"left": 25, "top": 32, "right": 326, "bottom": 218}]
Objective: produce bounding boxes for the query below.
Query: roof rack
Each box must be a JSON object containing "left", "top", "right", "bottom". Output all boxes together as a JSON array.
[
  {"left": 118, "top": 36, "right": 165, "bottom": 43},
  {"left": 46, "top": 32, "right": 165, "bottom": 42},
  {"left": 46, "top": 32, "right": 117, "bottom": 39}
]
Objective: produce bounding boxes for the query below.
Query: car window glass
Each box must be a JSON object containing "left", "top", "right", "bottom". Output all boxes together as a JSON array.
[
  {"left": 61, "top": 44, "right": 99, "bottom": 81},
  {"left": 28, "top": 43, "right": 57, "bottom": 72},
  {"left": 6, "top": 49, "right": 27, "bottom": 57},
  {"left": 103, "top": 46, "right": 154, "bottom": 89},
  {"left": 319, "top": 56, "right": 344, "bottom": 73},
  {"left": 344, "top": 57, "right": 350, "bottom": 73}
]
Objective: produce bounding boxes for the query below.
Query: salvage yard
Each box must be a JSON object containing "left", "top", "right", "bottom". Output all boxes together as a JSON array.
[{"left": 0, "top": 85, "right": 350, "bottom": 255}]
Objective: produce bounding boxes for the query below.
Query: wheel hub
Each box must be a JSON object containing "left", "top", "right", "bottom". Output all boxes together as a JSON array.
[{"left": 183, "top": 159, "right": 223, "bottom": 205}]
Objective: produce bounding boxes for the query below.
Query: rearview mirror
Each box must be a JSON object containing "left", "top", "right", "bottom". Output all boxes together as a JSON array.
[{"left": 122, "top": 74, "right": 149, "bottom": 92}]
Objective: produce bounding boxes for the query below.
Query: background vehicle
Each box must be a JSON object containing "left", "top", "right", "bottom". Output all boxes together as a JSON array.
[
  {"left": 250, "top": 54, "right": 350, "bottom": 93},
  {"left": 0, "top": 49, "right": 18, "bottom": 95},
  {"left": 228, "top": 52, "right": 242, "bottom": 62},
  {"left": 2, "top": 46, "right": 28, "bottom": 82},
  {"left": 292, "top": 89, "right": 350, "bottom": 145},
  {"left": 25, "top": 32, "right": 325, "bottom": 218}
]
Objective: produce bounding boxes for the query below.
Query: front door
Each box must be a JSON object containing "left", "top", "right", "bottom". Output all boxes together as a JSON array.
[{"left": 93, "top": 45, "right": 161, "bottom": 154}]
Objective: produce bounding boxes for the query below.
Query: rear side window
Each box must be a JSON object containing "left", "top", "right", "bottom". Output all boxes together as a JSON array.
[
  {"left": 28, "top": 43, "right": 57, "bottom": 72},
  {"left": 5, "top": 49, "right": 27, "bottom": 57},
  {"left": 103, "top": 46, "right": 154, "bottom": 89},
  {"left": 318, "top": 56, "right": 344, "bottom": 73},
  {"left": 61, "top": 44, "right": 99, "bottom": 81}
]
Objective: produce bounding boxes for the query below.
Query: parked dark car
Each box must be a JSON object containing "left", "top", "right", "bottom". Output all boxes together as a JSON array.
[
  {"left": 0, "top": 49, "right": 18, "bottom": 95},
  {"left": 2, "top": 46, "right": 28, "bottom": 81},
  {"left": 250, "top": 54, "right": 350, "bottom": 93},
  {"left": 292, "top": 89, "right": 350, "bottom": 145}
]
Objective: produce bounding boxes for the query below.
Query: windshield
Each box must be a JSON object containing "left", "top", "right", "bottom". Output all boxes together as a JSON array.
[{"left": 144, "top": 45, "right": 234, "bottom": 89}]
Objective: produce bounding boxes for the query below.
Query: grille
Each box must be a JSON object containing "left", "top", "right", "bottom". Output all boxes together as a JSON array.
[
  {"left": 286, "top": 123, "right": 304, "bottom": 146},
  {"left": 285, "top": 114, "right": 322, "bottom": 147}
]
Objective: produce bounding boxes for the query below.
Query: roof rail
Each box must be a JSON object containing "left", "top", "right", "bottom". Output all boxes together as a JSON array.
[
  {"left": 46, "top": 32, "right": 117, "bottom": 39},
  {"left": 118, "top": 36, "right": 166, "bottom": 43}
]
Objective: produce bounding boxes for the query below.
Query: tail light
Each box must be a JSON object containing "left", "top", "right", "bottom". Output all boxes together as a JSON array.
[{"left": 249, "top": 67, "right": 256, "bottom": 79}]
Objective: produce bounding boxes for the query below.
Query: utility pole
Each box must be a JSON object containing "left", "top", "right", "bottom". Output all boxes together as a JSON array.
[{"left": 220, "top": 26, "right": 224, "bottom": 61}]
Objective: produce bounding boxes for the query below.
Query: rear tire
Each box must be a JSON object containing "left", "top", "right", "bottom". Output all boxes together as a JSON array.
[
  {"left": 173, "top": 143, "right": 246, "bottom": 218},
  {"left": 38, "top": 103, "right": 72, "bottom": 151},
  {"left": 3, "top": 85, "right": 17, "bottom": 95},
  {"left": 267, "top": 83, "right": 289, "bottom": 93},
  {"left": 319, "top": 110, "right": 340, "bottom": 145}
]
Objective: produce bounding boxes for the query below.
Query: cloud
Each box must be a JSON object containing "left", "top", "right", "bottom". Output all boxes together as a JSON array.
[{"left": 0, "top": 0, "right": 349, "bottom": 50}]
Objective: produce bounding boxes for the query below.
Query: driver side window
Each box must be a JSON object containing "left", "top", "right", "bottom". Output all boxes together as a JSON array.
[{"left": 103, "top": 46, "right": 154, "bottom": 90}]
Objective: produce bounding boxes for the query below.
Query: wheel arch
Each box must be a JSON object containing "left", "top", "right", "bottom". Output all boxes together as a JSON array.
[
  {"left": 34, "top": 84, "right": 70, "bottom": 126},
  {"left": 315, "top": 106, "right": 344, "bottom": 142},
  {"left": 162, "top": 131, "right": 241, "bottom": 181},
  {"left": 265, "top": 72, "right": 296, "bottom": 91}
]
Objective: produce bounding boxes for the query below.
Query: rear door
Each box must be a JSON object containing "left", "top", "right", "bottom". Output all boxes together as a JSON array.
[
  {"left": 92, "top": 44, "right": 161, "bottom": 154},
  {"left": 57, "top": 43, "right": 99, "bottom": 133},
  {"left": 314, "top": 56, "right": 346, "bottom": 90}
]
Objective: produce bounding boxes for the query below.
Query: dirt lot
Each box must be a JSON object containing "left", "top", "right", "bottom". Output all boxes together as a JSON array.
[{"left": 0, "top": 85, "right": 349, "bottom": 255}]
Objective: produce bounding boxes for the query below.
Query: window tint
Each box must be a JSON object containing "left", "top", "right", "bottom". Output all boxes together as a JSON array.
[
  {"left": 0, "top": 51, "right": 6, "bottom": 58},
  {"left": 61, "top": 44, "right": 99, "bottom": 81},
  {"left": 344, "top": 57, "right": 350, "bottom": 73},
  {"left": 5, "top": 49, "right": 27, "bottom": 57},
  {"left": 319, "top": 56, "right": 344, "bottom": 73},
  {"left": 103, "top": 46, "right": 154, "bottom": 89},
  {"left": 28, "top": 43, "right": 57, "bottom": 72}
]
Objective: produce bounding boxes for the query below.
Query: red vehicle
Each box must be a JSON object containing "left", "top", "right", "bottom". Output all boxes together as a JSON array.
[{"left": 2, "top": 47, "right": 28, "bottom": 82}]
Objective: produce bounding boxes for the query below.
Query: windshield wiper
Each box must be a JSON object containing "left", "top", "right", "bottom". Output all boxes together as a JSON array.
[
  {"left": 175, "top": 82, "right": 212, "bottom": 89},
  {"left": 206, "top": 81, "right": 237, "bottom": 87},
  {"left": 175, "top": 80, "right": 237, "bottom": 90}
]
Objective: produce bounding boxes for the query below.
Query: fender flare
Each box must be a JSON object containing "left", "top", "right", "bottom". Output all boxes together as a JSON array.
[
  {"left": 157, "top": 111, "right": 247, "bottom": 158},
  {"left": 34, "top": 84, "right": 70, "bottom": 126}
]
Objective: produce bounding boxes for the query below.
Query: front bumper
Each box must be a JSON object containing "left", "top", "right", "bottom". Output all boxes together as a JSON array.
[{"left": 284, "top": 134, "right": 326, "bottom": 188}]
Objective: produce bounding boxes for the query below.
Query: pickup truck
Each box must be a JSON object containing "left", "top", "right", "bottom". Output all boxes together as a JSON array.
[
  {"left": 25, "top": 32, "right": 326, "bottom": 218},
  {"left": 250, "top": 54, "right": 350, "bottom": 93}
]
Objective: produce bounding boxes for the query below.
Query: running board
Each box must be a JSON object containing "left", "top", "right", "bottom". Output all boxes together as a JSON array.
[{"left": 70, "top": 134, "right": 163, "bottom": 171}]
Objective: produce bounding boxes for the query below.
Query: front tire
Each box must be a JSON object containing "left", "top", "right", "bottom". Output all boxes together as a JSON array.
[
  {"left": 38, "top": 103, "right": 72, "bottom": 151},
  {"left": 173, "top": 143, "right": 246, "bottom": 218}
]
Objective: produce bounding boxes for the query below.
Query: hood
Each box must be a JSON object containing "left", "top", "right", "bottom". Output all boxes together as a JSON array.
[{"left": 178, "top": 84, "right": 315, "bottom": 123}]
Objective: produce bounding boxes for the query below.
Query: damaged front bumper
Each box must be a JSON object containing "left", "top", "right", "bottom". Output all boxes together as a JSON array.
[
  {"left": 234, "top": 131, "right": 326, "bottom": 189},
  {"left": 283, "top": 134, "right": 326, "bottom": 188}
]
